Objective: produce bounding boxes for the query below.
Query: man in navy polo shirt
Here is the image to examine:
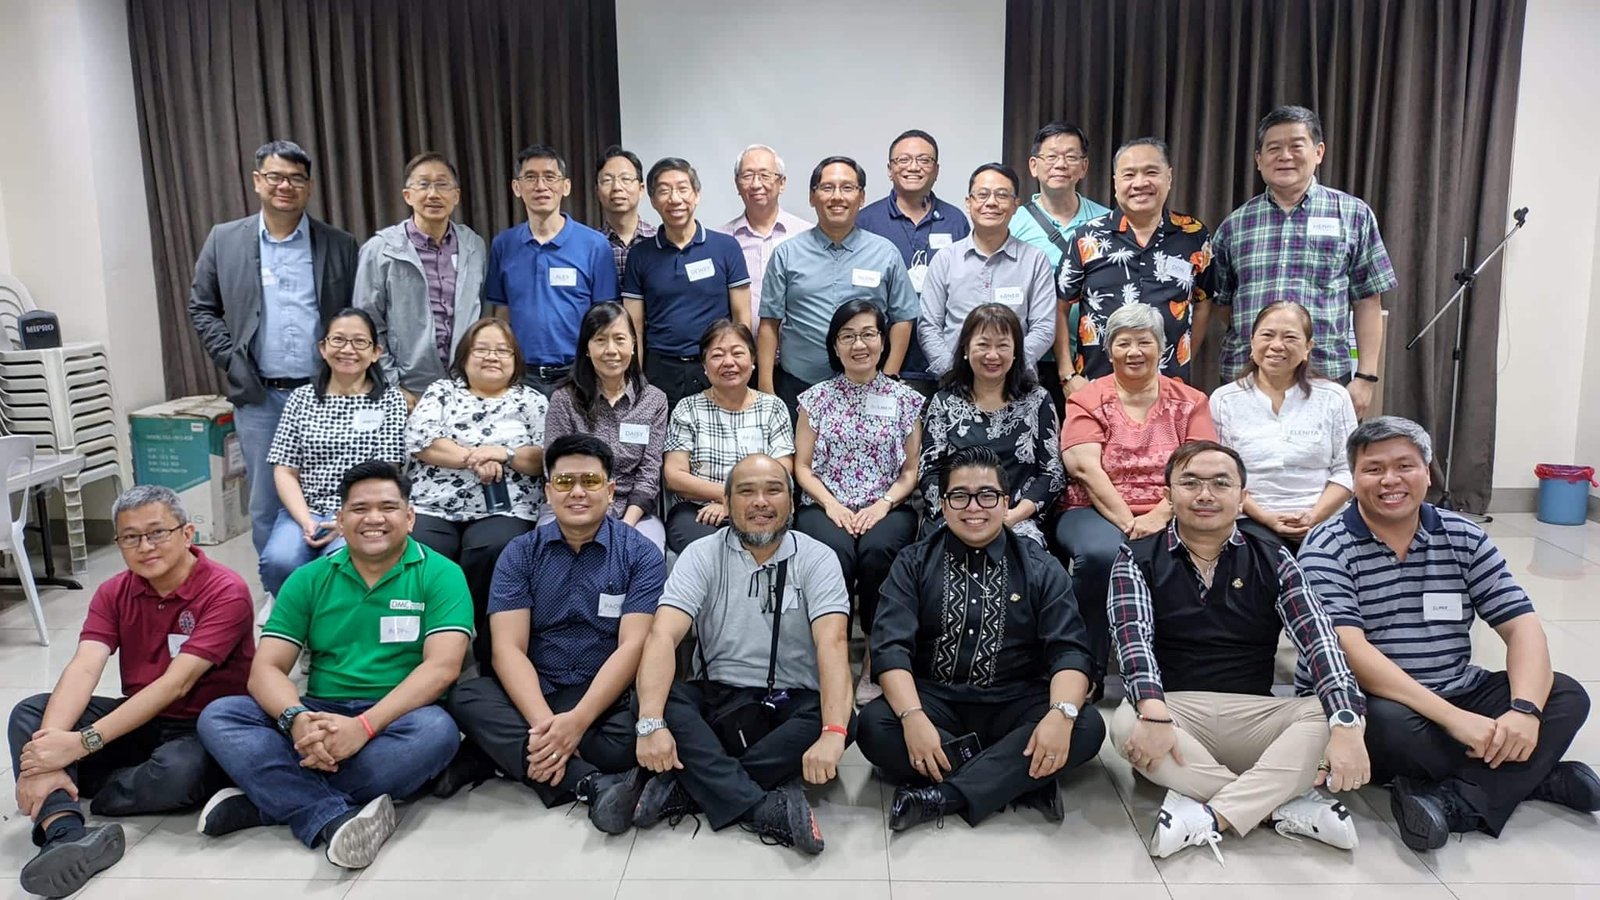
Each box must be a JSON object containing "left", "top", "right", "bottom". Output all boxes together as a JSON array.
[
  {"left": 485, "top": 144, "right": 620, "bottom": 397},
  {"left": 623, "top": 157, "right": 751, "bottom": 410},
  {"left": 448, "top": 434, "right": 666, "bottom": 834},
  {"left": 857, "top": 129, "right": 970, "bottom": 397}
]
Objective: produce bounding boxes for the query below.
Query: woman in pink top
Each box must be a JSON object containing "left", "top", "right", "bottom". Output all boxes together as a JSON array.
[{"left": 1052, "top": 304, "right": 1217, "bottom": 686}]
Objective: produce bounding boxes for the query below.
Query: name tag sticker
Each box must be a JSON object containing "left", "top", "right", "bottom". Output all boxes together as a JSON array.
[
  {"left": 864, "top": 395, "right": 897, "bottom": 418},
  {"left": 907, "top": 263, "right": 928, "bottom": 294},
  {"left": 993, "top": 285, "right": 1024, "bottom": 306},
  {"left": 1423, "top": 592, "right": 1464, "bottom": 622},
  {"left": 851, "top": 268, "right": 882, "bottom": 289},
  {"left": 1307, "top": 217, "right": 1343, "bottom": 238},
  {"left": 782, "top": 586, "right": 800, "bottom": 612},
  {"left": 351, "top": 409, "right": 384, "bottom": 432},
  {"left": 451, "top": 253, "right": 459, "bottom": 270},
  {"left": 549, "top": 267, "right": 578, "bottom": 287},
  {"left": 167, "top": 634, "right": 187, "bottom": 658},
  {"left": 599, "top": 592, "right": 624, "bottom": 618},
  {"left": 1162, "top": 256, "right": 1194, "bottom": 283},
  {"left": 685, "top": 259, "right": 715, "bottom": 282},
  {"left": 260, "top": 267, "right": 278, "bottom": 287},
  {"left": 619, "top": 422, "right": 651, "bottom": 445},
  {"left": 379, "top": 616, "right": 421, "bottom": 643},
  {"left": 737, "top": 427, "right": 765, "bottom": 456},
  {"left": 929, "top": 233, "right": 954, "bottom": 250}
]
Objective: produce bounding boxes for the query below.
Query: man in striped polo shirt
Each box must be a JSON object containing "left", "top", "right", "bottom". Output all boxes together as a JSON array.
[{"left": 1297, "top": 417, "right": 1597, "bottom": 852}]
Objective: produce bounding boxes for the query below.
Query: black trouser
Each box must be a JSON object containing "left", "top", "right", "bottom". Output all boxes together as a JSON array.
[
  {"left": 773, "top": 367, "right": 811, "bottom": 422},
  {"left": 8, "top": 693, "right": 226, "bottom": 844},
  {"left": 666, "top": 501, "right": 720, "bottom": 554},
  {"left": 1366, "top": 670, "right": 1590, "bottom": 836},
  {"left": 856, "top": 686, "right": 1107, "bottom": 826},
  {"left": 447, "top": 677, "right": 636, "bottom": 806},
  {"left": 654, "top": 680, "right": 852, "bottom": 830},
  {"left": 523, "top": 365, "right": 572, "bottom": 399},
  {"left": 412, "top": 513, "right": 534, "bottom": 671},
  {"left": 794, "top": 504, "right": 919, "bottom": 633},
  {"left": 646, "top": 353, "right": 709, "bottom": 414},
  {"left": 1037, "top": 358, "right": 1067, "bottom": 422}
]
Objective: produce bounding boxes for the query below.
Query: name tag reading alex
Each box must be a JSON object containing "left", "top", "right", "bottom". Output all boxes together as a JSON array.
[
  {"left": 929, "top": 233, "right": 954, "bottom": 250},
  {"left": 993, "top": 286, "right": 1024, "bottom": 307},
  {"left": 1423, "top": 592, "right": 1464, "bottom": 622},
  {"left": 685, "top": 259, "right": 715, "bottom": 282},
  {"left": 599, "top": 592, "right": 624, "bottom": 618},
  {"left": 851, "top": 268, "right": 882, "bottom": 289},
  {"left": 864, "top": 395, "right": 897, "bottom": 418},
  {"left": 379, "top": 616, "right": 421, "bottom": 643},
  {"left": 1307, "top": 217, "right": 1343, "bottom": 238},
  {"left": 351, "top": 408, "right": 384, "bottom": 432},
  {"left": 549, "top": 267, "right": 578, "bottom": 287},
  {"left": 619, "top": 423, "right": 651, "bottom": 445}
]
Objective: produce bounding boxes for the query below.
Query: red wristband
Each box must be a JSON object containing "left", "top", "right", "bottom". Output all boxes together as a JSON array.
[
  {"left": 821, "top": 724, "right": 848, "bottom": 738},
  {"left": 357, "top": 713, "right": 377, "bottom": 739}
]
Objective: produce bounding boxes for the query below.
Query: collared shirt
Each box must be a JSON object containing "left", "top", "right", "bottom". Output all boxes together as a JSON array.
[
  {"left": 1110, "top": 523, "right": 1364, "bottom": 718},
  {"left": 660, "top": 528, "right": 849, "bottom": 691},
  {"left": 760, "top": 227, "right": 921, "bottom": 384},
  {"left": 665, "top": 390, "right": 794, "bottom": 504},
  {"left": 1211, "top": 377, "right": 1357, "bottom": 513},
  {"left": 797, "top": 373, "right": 925, "bottom": 509},
  {"left": 404, "top": 378, "right": 549, "bottom": 521},
  {"left": 1296, "top": 503, "right": 1535, "bottom": 697},
  {"left": 256, "top": 213, "right": 321, "bottom": 378},
  {"left": 485, "top": 214, "right": 620, "bottom": 366},
  {"left": 487, "top": 517, "right": 665, "bottom": 694},
  {"left": 1055, "top": 209, "right": 1216, "bottom": 382},
  {"left": 267, "top": 384, "right": 409, "bottom": 515},
  {"left": 263, "top": 538, "right": 475, "bottom": 700},
  {"left": 1061, "top": 375, "right": 1217, "bottom": 515},
  {"left": 1212, "top": 181, "right": 1398, "bottom": 380},
  {"left": 872, "top": 526, "right": 1093, "bottom": 704},
  {"left": 80, "top": 547, "right": 256, "bottom": 720},
  {"left": 622, "top": 222, "right": 751, "bottom": 356},
  {"left": 919, "top": 234, "right": 1055, "bottom": 375},
  {"left": 1009, "top": 193, "right": 1113, "bottom": 267},
  {"left": 403, "top": 220, "right": 460, "bottom": 368},
  {"left": 544, "top": 380, "right": 670, "bottom": 515},
  {"left": 917, "top": 385, "right": 1064, "bottom": 545},
  {"left": 602, "top": 218, "right": 658, "bottom": 281},
  {"left": 857, "top": 192, "right": 971, "bottom": 378},
  {"left": 719, "top": 208, "right": 812, "bottom": 323}
]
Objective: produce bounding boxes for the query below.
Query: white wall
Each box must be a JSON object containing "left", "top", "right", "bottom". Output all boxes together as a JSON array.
[
  {"left": 0, "top": 179, "right": 12, "bottom": 274},
  {"left": 615, "top": 0, "right": 1007, "bottom": 227}
]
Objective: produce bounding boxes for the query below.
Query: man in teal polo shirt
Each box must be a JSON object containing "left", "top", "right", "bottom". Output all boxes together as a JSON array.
[{"left": 196, "top": 460, "right": 473, "bottom": 870}]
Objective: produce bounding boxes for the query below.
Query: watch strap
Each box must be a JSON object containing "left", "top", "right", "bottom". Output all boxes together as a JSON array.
[{"left": 1351, "top": 371, "right": 1379, "bottom": 383}]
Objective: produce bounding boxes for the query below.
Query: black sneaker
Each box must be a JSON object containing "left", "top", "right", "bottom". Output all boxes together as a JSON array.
[
  {"left": 1012, "top": 781, "right": 1064, "bottom": 823},
  {"left": 889, "top": 784, "right": 960, "bottom": 833},
  {"left": 1529, "top": 761, "right": 1600, "bottom": 812},
  {"left": 1389, "top": 777, "right": 1449, "bottom": 851},
  {"left": 741, "top": 781, "right": 824, "bottom": 855},
  {"left": 197, "top": 788, "right": 266, "bottom": 837},
  {"left": 584, "top": 768, "right": 647, "bottom": 835},
  {"left": 634, "top": 771, "right": 700, "bottom": 829},
  {"left": 19, "top": 824, "right": 125, "bottom": 898},
  {"left": 430, "top": 740, "right": 498, "bottom": 799}
]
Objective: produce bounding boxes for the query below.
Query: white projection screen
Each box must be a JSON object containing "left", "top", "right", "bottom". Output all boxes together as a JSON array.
[{"left": 615, "top": 0, "right": 1008, "bottom": 227}]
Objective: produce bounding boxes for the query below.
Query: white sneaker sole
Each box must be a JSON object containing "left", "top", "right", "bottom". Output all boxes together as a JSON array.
[
  {"left": 197, "top": 787, "right": 249, "bottom": 836},
  {"left": 325, "top": 795, "right": 398, "bottom": 869}
]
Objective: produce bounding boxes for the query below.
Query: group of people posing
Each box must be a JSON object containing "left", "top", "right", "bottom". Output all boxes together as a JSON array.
[{"left": 5, "top": 104, "right": 1595, "bottom": 898}]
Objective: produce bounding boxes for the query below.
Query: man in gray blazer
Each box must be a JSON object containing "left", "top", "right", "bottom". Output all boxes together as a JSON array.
[
  {"left": 187, "top": 140, "right": 359, "bottom": 563},
  {"left": 353, "top": 151, "right": 485, "bottom": 404}
]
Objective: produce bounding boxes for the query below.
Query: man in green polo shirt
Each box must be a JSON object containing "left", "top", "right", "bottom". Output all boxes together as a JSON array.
[{"left": 196, "top": 460, "right": 473, "bottom": 870}]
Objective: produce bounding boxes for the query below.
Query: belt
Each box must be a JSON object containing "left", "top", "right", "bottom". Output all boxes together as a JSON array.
[
  {"left": 529, "top": 363, "right": 572, "bottom": 378},
  {"left": 260, "top": 377, "right": 311, "bottom": 390},
  {"left": 661, "top": 353, "right": 699, "bottom": 363}
]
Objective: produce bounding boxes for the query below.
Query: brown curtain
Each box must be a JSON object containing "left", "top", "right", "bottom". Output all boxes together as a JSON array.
[
  {"left": 1004, "top": 0, "right": 1525, "bottom": 512},
  {"left": 127, "top": 0, "right": 621, "bottom": 400}
]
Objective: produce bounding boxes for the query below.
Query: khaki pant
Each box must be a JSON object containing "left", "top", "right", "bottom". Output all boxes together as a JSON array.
[{"left": 1110, "top": 692, "right": 1328, "bottom": 835}]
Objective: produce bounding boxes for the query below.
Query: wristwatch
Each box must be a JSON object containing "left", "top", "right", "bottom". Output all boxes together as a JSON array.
[
  {"left": 277, "top": 704, "right": 310, "bottom": 736},
  {"left": 1351, "top": 372, "right": 1379, "bottom": 383},
  {"left": 635, "top": 717, "right": 668, "bottom": 736},
  {"left": 78, "top": 726, "right": 104, "bottom": 755},
  {"left": 1510, "top": 698, "right": 1544, "bottom": 720},
  {"left": 1329, "top": 709, "right": 1365, "bottom": 729},
  {"left": 1051, "top": 701, "right": 1080, "bottom": 721}
]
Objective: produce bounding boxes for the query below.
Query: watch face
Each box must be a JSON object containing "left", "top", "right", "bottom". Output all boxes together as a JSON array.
[{"left": 1332, "top": 710, "right": 1358, "bottom": 726}]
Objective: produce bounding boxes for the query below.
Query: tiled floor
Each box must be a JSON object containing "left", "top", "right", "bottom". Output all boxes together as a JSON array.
[{"left": 0, "top": 512, "right": 1596, "bottom": 899}]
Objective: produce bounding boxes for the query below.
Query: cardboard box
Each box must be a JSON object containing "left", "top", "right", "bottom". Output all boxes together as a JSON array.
[{"left": 130, "top": 396, "right": 249, "bottom": 545}]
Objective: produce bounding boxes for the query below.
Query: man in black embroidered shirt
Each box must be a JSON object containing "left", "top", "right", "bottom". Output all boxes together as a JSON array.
[
  {"left": 858, "top": 445, "right": 1106, "bottom": 832},
  {"left": 1108, "top": 440, "right": 1369, "bottom": 864}
]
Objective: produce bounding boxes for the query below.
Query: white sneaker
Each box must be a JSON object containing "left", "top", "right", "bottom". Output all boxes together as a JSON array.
[
  {"left": 324, "top": 794, "right": 398, "bottom": 869},
  {"left": 1149, "top": 790, "right": 1225, "bottom": 865},
  {"left": 1273, "top": 790, "right": 1359, "bottom": 850},
  {"left": 855, "top": 668, "right": 883, "bottom": 706}
]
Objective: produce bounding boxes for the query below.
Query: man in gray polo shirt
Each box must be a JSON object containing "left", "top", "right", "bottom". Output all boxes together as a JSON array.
[
  {"left": 1298, "top": 417, "right": 1597, "bottom": 852},
  {"left": 631, "top": 454, "right": 853, "bottom": 854},
  {"left": 758, "top": 156, "right": 920, "bottom": 414}
]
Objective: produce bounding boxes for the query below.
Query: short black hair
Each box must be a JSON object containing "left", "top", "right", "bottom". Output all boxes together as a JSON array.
[
  {"left": 647, "top": 157, "right": 701, "bottom": 194},
  {"left": 545, "top": 433, "right": 615, "bottom": 480},
  {"left": 597, "top": 145, "right": 644, "bottom": 181},
  {"left": 1164, "top": 440, "right": 1248, "bottom": 490},
  {"left": 403, "top": 151, "right": 458, "bottom": 183},
  {"left": 1030, "top": 122, "right": 1090, "bottom": 157},
  {"left": 823, "top": 298, "right": 890, "bottom": 374},
  {"left": 513, "top": 144, "right": 568, "bottom": 179},
  {"left": 889, "top": 129, "right": 939, "bottom": 160},
  {"left": 968, "top": 163, "right": 1021, "bottom": 195},
  {"left": 338, "top": 460, "right": 412, "bottom": 504},
  {"left": 1113, "top": 137, "right": 1171, "bottom": 169},
  {"left": 255, "top": 140, "right": 312, "bottom": 178},
  {"left": 809, "top": 156, "right": 867, "bottom": 191},
  {"left": 939, "top": 445, "right": 1009, "bottom": 495},
  {"left": 1255, "top": 105, "right": 1324, "bottom": 151}
]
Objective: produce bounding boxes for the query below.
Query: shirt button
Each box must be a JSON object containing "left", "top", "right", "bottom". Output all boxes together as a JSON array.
[{"left": 968, "top": 628, "right": 975, "bottom": 635}]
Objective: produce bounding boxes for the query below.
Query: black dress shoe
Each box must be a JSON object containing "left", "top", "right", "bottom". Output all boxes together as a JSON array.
[
  {"left": 1530, "top": 761, "right": 1600, "bottom": 812},
  {"left": 1389, "top": 777, "right": 1450, "bottom": 851},
  {"left": 430, "top": 740, "right": 497, "bottom": 799},
  {"left": 584, "top": 768, "right": 648, "bottom": 835},
  {"left": 1013, "top": 781, "right": 1064, "bottom": 823},
  {"left": 889, "top": 785, "right": 961, "bottom": 833}
]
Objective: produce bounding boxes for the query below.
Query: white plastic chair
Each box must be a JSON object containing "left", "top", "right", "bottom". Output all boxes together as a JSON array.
[{"left": 0, "top": 434, "right": 47, "bottom": 644}]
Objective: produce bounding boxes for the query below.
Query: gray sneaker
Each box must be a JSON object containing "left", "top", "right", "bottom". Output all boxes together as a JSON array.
[
  {"left": 19, "top": 824, "right": 125, "bottom": 898},
  {"left": 324, "top": 795, "right": 398, "bottom": 869}
]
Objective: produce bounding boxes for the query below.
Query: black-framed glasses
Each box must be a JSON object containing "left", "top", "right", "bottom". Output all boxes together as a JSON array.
[
  {"left": 550, "top": 472, "right": 608, "bottom": 492},
  {"left": 1033, "top": 152, "right": 1086, "bottom": 166},
  {"left": 258, "top": 171, "right": 310, "bottom": 189},
  {"left": 322, "top": 335, "right": 374, "bottom": 350},
  {"left": 969, "top": 189, "right": 1016, "bottom": 204},
  {"left": 891, "top": 154, "right": 937, "bottom": 168},
  {"left": 115, "top": 527, "right": 181, "bottom": 550},
  {"left": 943, "top": 489, "right": 1004, "bottom": 509}
]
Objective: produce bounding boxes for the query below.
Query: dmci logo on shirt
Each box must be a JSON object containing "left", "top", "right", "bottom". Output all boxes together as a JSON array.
[{"left": 390, "top": 599, "right": 425, "bottom": 612}]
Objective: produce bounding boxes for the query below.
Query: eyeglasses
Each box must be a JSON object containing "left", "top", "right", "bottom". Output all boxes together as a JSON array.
[
  {"left": 737, "top": 171, "right": 781, "bottom": 186},
  {"left": 115, "top": 527, "right": 182, "bottom": 550},
  {"left": 598, "top": 174, "right": 640, "bottom": 188},
  {"left": 322, "top": 335, "right": 374, "bottom": 350},
  {"left": 943, "top": 489, "right": 1004, "bottom": 509},
  {"left": 517, "top": 172, "right": 567, "bottom": 186},
  {"left": 258, "top": 171, "right": 310, "bottom": 189},
  {"left": 1033, "top": 152, "right": 1087, "bottom": 166},
  {"left": 814, "top": 183, "right": 861, "bottom": 197},
  {"left": 549, "top": 471, "right": 608, "bottom": 492},
  {"left": 407, "top": 180, "right": 458, "bottom": 194},
  {"left": 835, "top": 328, "right": 881, "bottom": 346},
  {"left": 891, "top": 154, "right": 937, "bottom": 168},
  {"left": 1173, "top": 476, "right": 1239, "bottom": 494},
  {"left": 969, "top": 189, "right": 1016, "bottom": 204},
  {"left": 652, "top": 185, "right": 696, "bottom": 200},
  {"left": 470, "top": 347, "right": 515, "bottom": 359}
]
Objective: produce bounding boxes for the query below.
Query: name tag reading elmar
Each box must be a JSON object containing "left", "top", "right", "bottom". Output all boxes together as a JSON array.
[{"left": 1423, "top": 592, "right": 1464, "bottom": 622}]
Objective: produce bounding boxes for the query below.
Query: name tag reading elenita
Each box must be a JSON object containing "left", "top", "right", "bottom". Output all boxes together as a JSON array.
[
  {"left": 549, "top": 267, "right": 578, "bottom": 287},
  {"left": 851, "top": 268, "right": 882, "bottom": 289},
  {"left": 619, "top": 422, "right": 651, "bottom": 445},
  {"left": 1423, "top": 592, "right": 1465, "bottom": 622},
  {"left": 1307, "top": 216, "right": 1343, "bottom": 238},
  {"left": 685, "top": 259, "right": 716, "bottom": 282},
  {"left": 864, "top": 394, "right": 897, "bottom": 418},
  {"left": 351, "top": 408, "right": 384, "bottom": 432}
]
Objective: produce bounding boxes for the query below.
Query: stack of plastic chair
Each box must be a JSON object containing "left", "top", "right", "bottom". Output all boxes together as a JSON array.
[{"left": 0, "top": 341, "right": 131, "bottom": 573}]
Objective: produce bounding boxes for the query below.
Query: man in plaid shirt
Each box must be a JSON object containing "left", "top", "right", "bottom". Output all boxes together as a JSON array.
[
  {"left": 1211, "top": 106, "right": 1397, "bottom": 417},
  {"left": 1106, "top": 440, "right": 1369, "bottom": 864}
]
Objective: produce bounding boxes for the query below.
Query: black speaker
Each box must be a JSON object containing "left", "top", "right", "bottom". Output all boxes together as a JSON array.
[{"left": 18, "top": 311, "right": 60, "bottom": 349}]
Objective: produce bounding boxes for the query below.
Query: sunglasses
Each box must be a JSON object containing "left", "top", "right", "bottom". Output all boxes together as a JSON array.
[{"left": 549, "top": 471, "right": 608, "bottom": 492}]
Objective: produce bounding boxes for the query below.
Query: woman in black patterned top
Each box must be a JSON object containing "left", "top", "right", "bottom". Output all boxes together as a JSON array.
[{"left": 261, "top": 308, "right": 408, "bottom": 594}]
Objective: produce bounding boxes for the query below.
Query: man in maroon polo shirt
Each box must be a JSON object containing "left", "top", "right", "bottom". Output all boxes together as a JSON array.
[{"left": 8, "top": 485, "right": 256, "bottom": 898}]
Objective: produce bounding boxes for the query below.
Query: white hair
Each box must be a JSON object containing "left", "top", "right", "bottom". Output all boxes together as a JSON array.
[
  {"left": 1103, "top": 303, "right": 1168, "bottom": 357},
  {"left": 733, "top": 144, "right": 786, "bottom": 178}
]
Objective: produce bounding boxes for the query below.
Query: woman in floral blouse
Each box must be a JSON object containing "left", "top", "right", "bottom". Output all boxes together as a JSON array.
[
  {"left": 795, "top": 299, "right": 923, "bottom": 704},
  {"left": 917, "top": 303, "right": 1065, "bottom": 546},
  {"left": 406, "top": 317, "right": 548, "bottom": 665}
]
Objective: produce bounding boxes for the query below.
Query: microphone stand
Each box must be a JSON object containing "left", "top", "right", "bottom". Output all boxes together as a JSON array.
[{"left": 1406, "top": 206, "right": 1528, "bottom": 520}]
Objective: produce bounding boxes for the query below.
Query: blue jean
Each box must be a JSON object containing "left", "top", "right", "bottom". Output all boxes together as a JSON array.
[
  {"left": 196, "top": 695, "right": 459, "bottom": 848},
  {"left": 232, "top": 388, "right": 295, "bottom": 558},
  {"left": 260, "top": 509, "right": 345, "bottom": 595}
]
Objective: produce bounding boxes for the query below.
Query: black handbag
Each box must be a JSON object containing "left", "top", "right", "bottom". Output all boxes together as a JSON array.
[{"left": 705, "top": 559, "right": 790, "bottom": 754}]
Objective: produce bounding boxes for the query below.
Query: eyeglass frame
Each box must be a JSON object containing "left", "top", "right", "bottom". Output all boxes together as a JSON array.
[
  {"left": 942, "top": 488, "right": 1006, "bottom": 510},
  {"left": 257, "top": 171, "right": 311, "bottom": 189},
  {"left": 597, "top": 174, "right": 640, "bottom": 188},
  {"left": 969, "top": 189, "right": 1018, "bottom": 204},
  {"left": 549, "top": 471, "right": 611, "bottom": 492},
  {"left": 835, "top": 328, "right": 882, "bottom": 346},
  {"left": 737, "top": 171, "right": 782, "bottom": 186},
  {"left": 321, "top": 335, "right": 375, "bottom": 351},
  {"left": 890, "top": 154, "right": 937, "bottom": 169},
  {"left": 114, "top": 526, "right": 185, "bottom": 550},
  {"left": 516, "top": 171, "right": 568, "bottom": 187},
  {"left": 813, "top": 183, "right": 862, "bottom": 197},
  {"left": 1032, "top": 152, "right": 1088, "bottom": 167},
  {"left": 406, "top": 180, "right": 459, "bottom": 194}
]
